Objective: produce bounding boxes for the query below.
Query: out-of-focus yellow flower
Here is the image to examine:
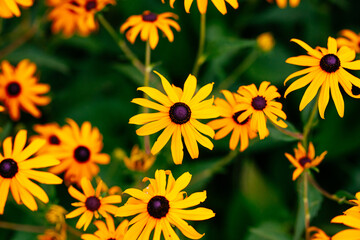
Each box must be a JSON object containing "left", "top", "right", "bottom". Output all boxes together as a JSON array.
[
  {"left": 308, "top": 226, "right": 331, "bottom": 240},
  {"left": 266, "top": 0, "right": 300, "bottom": 8},
  {"left": 337, "top": 29, "right": 360, "bottom": 53},
  {"left": 38, "top": 229, "right": 65, "bottom": 240},
  {"left": 123, "top": 145, "right": 156, "bottom": 172},
  {"left": 257, "top": 32, "right": 275, "bottom": 52},
  {"left": 45, "top": 205, "right": 67, "bottom": 230},
  {"left": 0, "top": 0, "right": 33, "bottom": 18}
]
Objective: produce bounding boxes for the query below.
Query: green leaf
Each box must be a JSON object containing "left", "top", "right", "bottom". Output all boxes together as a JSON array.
[{"left": 246, "top": 222, "right": 292, "bottom": 240}]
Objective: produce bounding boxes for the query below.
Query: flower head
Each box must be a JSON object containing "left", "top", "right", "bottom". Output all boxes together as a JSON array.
[
  {"left": 45, "top": 205, "right": 67, "bottom": 230},
  {"left": 49, "top": 119, "right": 110, "bottom": 186},
  {"left": 32, "top": 123, "right": 63, "bottom": 155},
  {"left": 308, "top": 227, "right": 331, "bottom": 240},
  {"left": 285, "top": 37, "right": 360, "bottom": 118},
  {"left": 38, "top": 229, "right": 65, "bottom": 240},
  {"left": 208, "top": 90, "right": 257, "bottom": 151},
  {"left": 257, "top": 32, "right": 275, "bottom": 52},
  {"left": 266, "top": 0, "right": 300, "bottom": 8},
  {"left": 81, "top": 217, "right": 129, "bottom": 240},
  {"left": 331, "top": 212, "right": 360, "bottom": 240},
  {"left": 116, "top": 169, "right": 215, "bottom": 240},
  {"left": 129, "top": 71, "right": 219, "bottom": 165},
  {"left": 162, "top": 0, "right": 239, "bottom": 14},
  {"left": 123, "top": 145, "right": 156, "bottom": 172},
  {"left": 48, "top": 0, "right": 115, "bottom": 37},
  {"left": 0, "top": 60, "right": 51, "bottom": 121},
  {"left": 337, "top": 29, "right": 360, "bottom": 53},
  {"left": 0, "top": 130, "right": 62, "bottom": 214},
  {"left": 235, "top": 81, "right": 287, "bottom": 140},
  {"left": 0, "top": 0, "right": 33, "bottom": 18},
  {"left": 285, "top": 142, "right": 327, "bottom": 180},
  {"left": 66, "top": 177, "right": 122, "bottom": 230},
  {"left": 120, "top": 11, "right": 180, "bottom": 49}
]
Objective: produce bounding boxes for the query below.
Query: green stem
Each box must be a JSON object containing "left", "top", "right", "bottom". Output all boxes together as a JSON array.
[
  {"left": 302, "top": 96, "right": 319, "bottom": 147},
  {"left": 273, "top": 123, "right": 303, "bottom": 140},
  {"left": 217, "top": 48, "right": 259, "bottom": 91},
  {"left": 192, "top": 13, "right": 206, "bottom": 77},
  {"left": 303, "top": 171, "right": 310, "bottom": 240},
  {"left": 0, "top": 221, "right": 45, "bottom": 233},
  {"left": 97, "top": 14, "right": 145, "bottom": 74},
  {"left": 144, "top": 41, "right": 152, "bottom": 154}
]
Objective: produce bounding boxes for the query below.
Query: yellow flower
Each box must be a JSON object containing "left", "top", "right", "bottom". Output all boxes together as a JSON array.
[
  {"left": 285, "top": 37, "right": 360, "bottom": 118},
  {"left": 49, "top": 119, "right": 110, "bottom": 186},
  {"left": 337, "top": 29, "right": 360, "bottom": 54},
  {"left": 66, "top": 177, "right": 122, "bottom": 231},
  {"left": 129, "top": 71, "right": 219, "bottom": 165},
  {"left": 0, "top": 60, "right": 51, "bottom": 121},
  {"left": 0, "top": 130, "right": 62, "bottom": 214},
  {"left": 235, "top": 81, "right": 287, "bottom": 140},
  {"left": 285, "top": 142, "right": 327, "bottom": 181},
  {"left": 48, "top": 0, "right": 115, "bottom": 37},
  {"left": 266, "top": 0, "right": 300, "bottom": 8},
  {"left": 116, "top": 169, "right": 215, "bottom": 240},
  {"left": 45, "top": 205, "right": 67, "bottom": 230},
  {"left": 32, "top": 123, "right": 63, "bottom": 155},
  {"left": 162, "top": 0, "right": 239, "bottom": 14},
  {"left": 123, "top": 145, "right": 156, "bottom": 172},
  {"left": 331, "top": 213, "right": 360, "bottom": 240},
  {"left": 120, "top": 11, "right": 180, "bottom": 50},
  {"left": 37, "top": 229, "right": 65, "bottom": 240},
  {"left": 208, "top": 90, "right": 257, "bottom": 152},
  {"left": 0, "top": 0, "right": 33, "bottom": 18},
  {"left": 81, "top": 217, "right": 129, "bottom": 240},
  {"left": 308, "top": 227, "right": 331, "bottom": 240},
  {"left": 257, "top": 32, "right": 275, "bottom": 52}
]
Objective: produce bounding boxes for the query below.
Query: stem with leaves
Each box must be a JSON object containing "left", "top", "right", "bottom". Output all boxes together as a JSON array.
[
  {"left": 192, "top": 13, "right": 206, "bottom": 77},
  {"left": 143, "top": 41, "right": 152, "bottom": 154},
  {"left": 303, "top": 171, "right": 310, "bottom": 240}
]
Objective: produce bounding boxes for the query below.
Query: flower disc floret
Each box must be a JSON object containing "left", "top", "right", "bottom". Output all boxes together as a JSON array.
[
  {"left": 251, "top": 96, "right": 267, "bottom": 110},
  {"left": 169, "top": 102, "right": 191, "bottom": 124},
  {"left": 6, "top": 82, "right": 21, "bottom": 97},
  {"left": 142, "top": 11, "right": 157, "bottom": 22},
  {"left": 0, "top": 159, "right": 18, "bottom": 178},
  {"left": 85, "top": 0, "right": 96, "bottom": 10},
  {"left": 147, "top": 195, "right": 170, "bottom": 218},
  {"left": 74, "top": 146, "right": 91, "bottom": 163},
  {"left": 320, "top": 54, "right": 340, "bottom": 73},
  {"left": 85, "top": 196, "right": 101, "bottom": 211}
]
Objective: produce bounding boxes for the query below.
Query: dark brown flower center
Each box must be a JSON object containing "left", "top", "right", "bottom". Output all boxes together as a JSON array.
[
  {"left": 48, "top": 135, "right": 60, "bottom": 145},
  {"left": 142, "top": 11, "right": 158, "bottom": 22},
  {"left": 320, "top": 54, "right": 340, "bottom": 73},
  {"left": 6, "top": 82, "right": 21, "bottom": 97},
  {"left": 85, "top": 196, "right": 101, "bottom": 211},
  {"left": 147, "top": 196, "right": 169, "bottom": 219},
  {"left": 74, "top": 146, "right": 90, "bottom": 163},
  {"left": 0, "top": 159, "right": 18, "bottom": 178},
  {"left": 232, "top": 111, "right": 249, "bottom": 125},
  {"left": 85, "top": 0, "right": 96, "bottom": 11},
  {"left": 107, "top": 239, "right": 116, "bottom": 240},
  {"left": 169, "top": 102, "right": 191, "bottom": 124},
  {"left": 299, "top": 157, "right": 311, "bottom": 167},
  {"left": 251, "top": 96, "right": 267, "bottom": 110}
]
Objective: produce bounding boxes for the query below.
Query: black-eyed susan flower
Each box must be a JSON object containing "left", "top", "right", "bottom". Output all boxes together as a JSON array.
[
  {"left": 49, "top": 119, "right": 110, "bottom": 186},
  {"left": 38, "top": 229, "right": 65, "bottom": 240},
  {"left": 0, "top": 0, "right": 33, "bottom": 18},
  {"left": 116, "top": 169, "right": 215, "bottom": 240},
  {"left": 0, "top": 60, "right": 51, "bottom": 121},
  {"left": 120, "top": 11, "right": 180, "bottom": 50},
  {"left": 337, "top": 29, "right": 360, "bottom": 54},
  {"left": 123, "top": 145, "right": 156, "bottom": 172},
  {"left": 308, "top": 227, "right": 331, "bottom": 240},
  {"left": 162, "top": 0, "right": 239, "bottom": 14},
  {"left": 0, "top": 130, "right": 63, "bottom": 214},
  {"left": 234, "top": 82, "right": 287, "bottom": 140},
  {"left": 285, "top": 142, "right": 327, "bottom": 181},
  {"left": 208, "top": 90, "right": 257, "bottom": 152},
  {"left": 32, "top": 123, "right": 63, "bottom": 155},
  {"left": 81, "top": 217, "right": 129, "bottom": 240},
  {"left": 331, "top": 212, "right": 360, "bottom": 240},
  {"left": 66, "top": 177, "right": 122, "bottom": 231},
  {"left": 257, "top": 32, "right": 275, "bottom": 52},
  {"left": 285, "top": 37, "right": 360, "bottom": 118},
  {"left": 129, "top": 71, "right": 218, "bottom": 165},
  {"left": 266, "top": 0, "right": 300, "bottom": 8},
  {"left": 48, "top": 0, "right": 115, "bottom": 37}
]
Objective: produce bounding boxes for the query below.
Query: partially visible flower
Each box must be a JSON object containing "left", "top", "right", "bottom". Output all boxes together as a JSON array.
[
  {"left": 116, "top": 169, "right": 215, "bottom": 240},
  {"left": 285, "top": 142, "right": 327, "bottom": 181},
  {"left": 331, "top": 213, "right": 360, "bottom": 240},
  {"left": 0, "top": 130, "right": 63, "bottom": 214},
  {"left": 0, "top": 60, "right": 51, "bottom": 121},
  {"left": 308, "top": 227, "right": 331, "bottom": 240},
  {"left": 81, "top": 217, "right": 129, "bottom": 240},
  {"left": 337, "top": 29, "right": 360, "bottom": 53},
  {"left": 49, "top": 119, "right": 110, "bottom": 186},
  {"left": 208, "top": 90, "right": 257, "bottom": 152},
  {"left": 285, "top": 37, "right": 360, "bottom": 118},
  {"left": 38, "top": 229, "right": 65, "bottom": 240},
  {"left": 66, "top": 177, "right": 122, "bottom": 231},
  {"left": 257, "top": 32, "right": 275, "bottom": 52},
  {"left": 162, "top": 0, "right": 239, "bottom": 14},
  {"left": 129, "top": 71, "right": 218, "bottom": 165},
  {"left": 32, "top": 123, "right": 63, "bottom": 155},
  {"left": 45, "top": 205, "right": 67, "bottom": 230},
  {"left": 0, "top": 0, "right": 33, "bottom": 18},
  {"left": 123, "top": 145, "right": 156, "bottom": 172},
  {"left": 120, "top": 11, "right": 180, "bottom": 49},
  {"left": 48, "top": 0, "right": 115, "bottom": 37},
  {"left": 235, "top": 82, "right": 287, "bottom": 140},
  {"left": 266, "top": 0, "right": 300, "bottom": 8}
]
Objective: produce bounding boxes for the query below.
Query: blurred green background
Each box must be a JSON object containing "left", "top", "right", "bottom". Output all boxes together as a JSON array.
[{"left": 1, "top": 0, "right": 360, "bottom": 239}]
